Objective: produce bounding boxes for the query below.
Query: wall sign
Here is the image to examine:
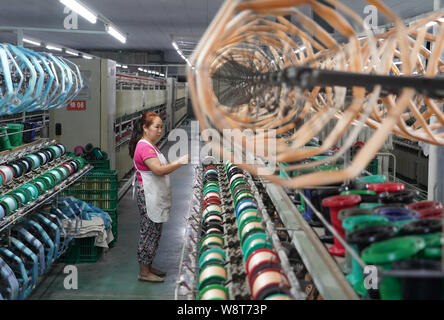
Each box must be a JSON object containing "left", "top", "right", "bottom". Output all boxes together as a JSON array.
[{"left": 67, "top": 100, "right": 87, "bottom": 111}]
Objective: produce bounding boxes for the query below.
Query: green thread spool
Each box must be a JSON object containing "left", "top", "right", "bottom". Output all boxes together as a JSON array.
[{"left": 0, "top": 195, "right": 18, "bottom": 215}]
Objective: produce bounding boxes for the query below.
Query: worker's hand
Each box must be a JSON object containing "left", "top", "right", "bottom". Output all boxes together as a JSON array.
[{"left": 177, "top": 154, "right": 191, "bottom": 165}]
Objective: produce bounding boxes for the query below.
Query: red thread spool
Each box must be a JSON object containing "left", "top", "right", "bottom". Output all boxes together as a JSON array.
[
  {"left": 249, "top": 268, "right": 290, "bottom": 300},
  {"left": 246, "top": 248, "right": 281, "bottom": 283},
  {"left": 322, "top": 194, "right": 361, "bottom": 257},
  {"left": 367, "top": 182, "right": 405, "bottom": 193},
  {"left": 408, "top": 201, "right": 444, "bottom": 219}
]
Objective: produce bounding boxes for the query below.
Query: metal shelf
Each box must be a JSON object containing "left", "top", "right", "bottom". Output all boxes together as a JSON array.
[
  {"left": 0, "top": 164, "right": 93, "bottom": 233},
  {"left": 0, "top": 139, "right": 54, "bottom": 165}
]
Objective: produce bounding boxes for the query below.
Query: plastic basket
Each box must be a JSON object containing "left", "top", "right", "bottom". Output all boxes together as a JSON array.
[
  {"left": 76, "top": 170, "right": 118, "bottom": 191},
  {"left": 6, "top": 123, "right": 24, "bottom": 147},
  {"left": 60, "top": 237, "right": 103, "bottom": 264},
  {"left": 86, "top": 159, "right": 110, "bottom": 170},
  {"left": 0, "top": 127, "right": 12, "bottom": 151}
]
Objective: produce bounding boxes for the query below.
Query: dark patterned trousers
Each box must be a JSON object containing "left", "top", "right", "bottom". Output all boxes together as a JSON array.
[{"left": 136, "top": 184, "right": 163, "bottom": 265}]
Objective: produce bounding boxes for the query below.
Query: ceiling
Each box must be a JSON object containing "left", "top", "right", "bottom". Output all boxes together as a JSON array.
[
  {"left": 0, "top": 0, "right": 436, "bottom": 54},
  {"left": 0, "top": 0, "right": 224, "bottom": 52}
]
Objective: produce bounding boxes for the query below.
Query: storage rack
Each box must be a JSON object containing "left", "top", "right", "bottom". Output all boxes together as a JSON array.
[
  {"left": 0, "top": 140, "right": 93, "bottom": 234},
  {"left": 175, "top": 165, "right": 201, "bottom": 300},
  {"left": 175, "top": 163, "right": 308, "bottom": 300}
]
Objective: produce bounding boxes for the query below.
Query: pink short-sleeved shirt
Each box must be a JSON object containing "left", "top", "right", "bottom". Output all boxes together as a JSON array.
[{"left": 134, "top": 140, "right": 160, "bottom": 184}]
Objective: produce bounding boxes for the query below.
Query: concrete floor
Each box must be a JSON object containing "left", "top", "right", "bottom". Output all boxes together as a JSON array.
[{"left": 28, "top": 120, "right": 198, "bottom": 300}]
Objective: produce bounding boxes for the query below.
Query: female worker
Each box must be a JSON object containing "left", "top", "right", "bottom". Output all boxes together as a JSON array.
[{"left": 129, "top": 111, "right": 190, "bottom": 282}]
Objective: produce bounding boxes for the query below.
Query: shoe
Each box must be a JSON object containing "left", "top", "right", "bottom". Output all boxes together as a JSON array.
[
  {"left": 138, "top": 274, "right": 164, "bottom": 283},
  {"left": 150, "top": 266, "right": 167, "bottom": 277}
]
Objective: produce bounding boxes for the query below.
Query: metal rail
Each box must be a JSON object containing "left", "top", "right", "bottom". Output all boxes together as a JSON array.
[
  {"left": 262, "top": 180, "right": 359, "bottom": 300},
  {"left": 175, "top": 165, "right": 201, "bottom": 300}
]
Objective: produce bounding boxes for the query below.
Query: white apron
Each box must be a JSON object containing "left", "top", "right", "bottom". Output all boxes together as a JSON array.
[{"left": 133, "top": 139, "right": 172, "bottom": 223}]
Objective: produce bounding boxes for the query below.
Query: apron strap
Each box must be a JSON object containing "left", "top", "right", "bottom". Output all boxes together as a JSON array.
[{"left": 132, "top": 139, "right": 161, "bottom": 200}]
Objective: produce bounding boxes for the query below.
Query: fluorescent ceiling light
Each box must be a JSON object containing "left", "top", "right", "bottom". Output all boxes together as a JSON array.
[
  {"left": 143, "top": 69, "right": 148, "bottom": 73},
  {"left": 394, "top": 61, "right": 402, "bottom": 65},
  {"left": 116, "top": 64, "right": 121, "bottom": 67},
  {"left": 122, "top": 65, "right": 128, "bottom": 69},
  {"left": 66, "top": 50, "right": 78, "bottom": 56},
  {"left": 83, "top": 54, "right": 93, "bottom": 59},
  {"left": 46, "top": 45, "right": 62, "bottom": 52},
  {"left": 107, "top": 25, "right": 126, "bottom": 43},
  {"left": 60, "top": 0, "right": 97, "bottom": 24},
  {"left": 138, "top": 67, "right": 144, "bottom": 72},
  {"left": 172, "top": 42, "right": 179, "bottom": 50},
  {"left": 426, "top": 21, "right": 437, "bottom": 28},
  {"left": 23, "top": 38, "right": 41, "bottom": 46}
]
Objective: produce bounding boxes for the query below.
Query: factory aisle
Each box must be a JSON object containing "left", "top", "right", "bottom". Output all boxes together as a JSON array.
[{"left": 28, "top": 120, "right": 199, "bottom": 300}]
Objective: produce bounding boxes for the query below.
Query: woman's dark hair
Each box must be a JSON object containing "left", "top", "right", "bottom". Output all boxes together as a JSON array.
[{"left": 129, "top": 111, "right": 161, "bottom": 158}]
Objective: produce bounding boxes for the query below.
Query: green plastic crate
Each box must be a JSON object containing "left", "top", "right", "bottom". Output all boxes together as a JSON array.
[
  {"left": 62, "top": 170, "right": 118, "bottom": 210},
  {"left": 6, "top": 123, "right": 24, "bottom": 147},
  {"left": 60, "top": 237, "right": 103, "bottom": 264},
  {"left": 74, "top": 170, "right": 118, "bottom": 191},
  {"left": 86, "top": 159, "right": 110, "bottom": 170}
]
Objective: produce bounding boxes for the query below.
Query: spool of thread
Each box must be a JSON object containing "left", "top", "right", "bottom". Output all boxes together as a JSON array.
[
  {"left": 31, "top": 179, "right": 46, "bottom": 195},
  {"left": 85, "top": 143, "right": 94, "bottom": 154},
  {"left": 92, "top": 147, "right": 103, "bottom": 160},
  {"left": 61, "top": 162, "right": 75, "bottom": 176},
  {"left": 8, "top": 163, "right": 19, "bottom": 178},
  {"left": 57, "top": 144, "right": 66, "bottom": 156},
  {"left": 20, "top": 184, "right": 38, "bottom": 200},
  {"left": 48, "top": 145, "right": 62, "bottom": 159},
  {"left": 55, "top": 167, "right": 68, "bottom": 180},
  {"left": 34, "top": 152, "right": 45, "bottom": 166},
  {"left": 10, "top": 191, "right": 26, "bottom": 207},
  {"left": 0, "top": 195, "right": 18, "bottom": 215},
  {"left": 40, "top": 175, "right": 55, "bottom": 189},
  {"left": 48, "top": 169, "right": 62, "bottom": 183},
  {"left": 0, "top": 165, "right": 14, "bottom": 185},
  {"left": 74, "top": 145, "right": 85, "bottom": 156},
  {"left": 18, "top": 158, "right": 30, "bottom": 174},
  {"left": 68, "top": 160, "right": 79, "bottom": 172},
  {"left": 25, "top": 154, "right": 40, "bottom": 170},
  {"left": 36, "top": 151, "right": 48, "bottom": 166},
  {"left": 42, "top": 148, "right": 55, "bottom": 162},
  {"left": 14, "top": 188, "right": 31, "bottom": 205},
  {"left": 0, "top": 203, "right": 5, "bottom": 220},
  {"left": 10, "top": 162, "right": 24, "bottom": 178},
  {"left": 35, "top": 177, "right": 51, "bottom": 191},
  {"left": 73, "top": 157, "right": 86, "bottom": 169}
]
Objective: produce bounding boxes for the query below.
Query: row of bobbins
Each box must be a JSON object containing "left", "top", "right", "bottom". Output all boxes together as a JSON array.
[
  {"left": 196, "top": 164, "right": 230, "bottom": 300},
  {"left": 0, "top": 145, "right": 86, "bottom": 220},
  {"left": 225, "top": 162, "right": 292, "bottom": 300},
  {"left": 0, "top": 144, "right": 67, "bottom": 185}
]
